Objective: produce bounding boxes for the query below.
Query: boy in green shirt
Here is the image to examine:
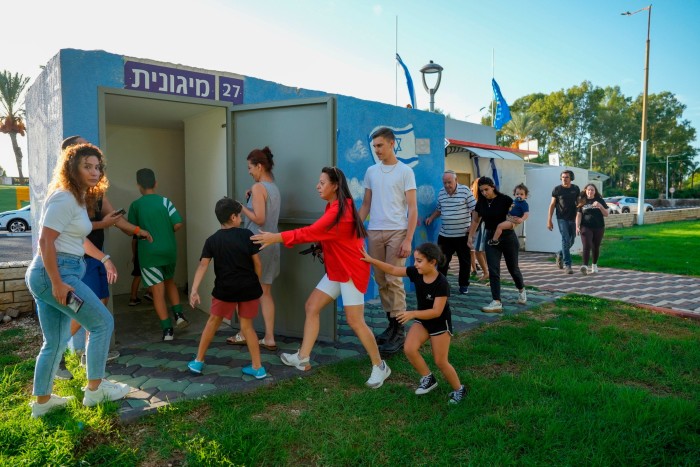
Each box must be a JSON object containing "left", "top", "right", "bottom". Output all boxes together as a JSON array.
[{"left": 128, "top": 168, "right": 187, "bottom": 341}]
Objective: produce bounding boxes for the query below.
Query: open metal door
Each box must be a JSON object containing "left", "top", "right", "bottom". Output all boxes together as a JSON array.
[{"left": 230, "top": 97, "right": 337, "bottom": 341}]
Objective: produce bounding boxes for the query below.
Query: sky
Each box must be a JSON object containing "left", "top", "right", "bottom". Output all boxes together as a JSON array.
[{"left": 2, "top": 0, "right": 699, "bottom": 176}]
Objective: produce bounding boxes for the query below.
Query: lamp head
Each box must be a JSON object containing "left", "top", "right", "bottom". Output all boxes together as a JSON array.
[{"left": 420, "top": 60, "right": 444, "bottom": 75}]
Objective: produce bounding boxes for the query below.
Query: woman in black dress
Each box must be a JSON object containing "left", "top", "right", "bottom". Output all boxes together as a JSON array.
[{"left": 467, "top": 177, "right": 528, "bottom": 313}]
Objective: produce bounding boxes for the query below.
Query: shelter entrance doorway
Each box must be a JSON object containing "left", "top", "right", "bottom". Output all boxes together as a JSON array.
[{"left": 99, "top": 89, "right": 230, "bottom": 346}]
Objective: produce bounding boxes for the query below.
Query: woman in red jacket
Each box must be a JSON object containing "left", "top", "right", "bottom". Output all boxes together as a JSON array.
[{"left": 252, "top": 166, "right": 391, "bottom": 389}]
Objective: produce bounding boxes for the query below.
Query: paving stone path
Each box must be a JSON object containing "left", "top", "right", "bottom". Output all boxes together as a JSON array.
[{"left": 516, "top": 252, "right": 700, "bottom": 317}]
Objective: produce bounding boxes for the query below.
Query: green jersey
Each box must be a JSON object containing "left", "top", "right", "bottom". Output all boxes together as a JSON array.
[{"left": 128, "top": 194, "right": 183, "bottom": 268}]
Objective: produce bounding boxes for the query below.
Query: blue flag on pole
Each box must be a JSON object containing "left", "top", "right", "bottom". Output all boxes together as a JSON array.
[
  {"left": 492, "top": 78, "right": 512, "bottom": 130},
  {"left": 396, "top": 53, "right": 416, "bottom": 109}
]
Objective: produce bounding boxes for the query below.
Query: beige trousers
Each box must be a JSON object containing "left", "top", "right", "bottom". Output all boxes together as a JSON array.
[{"left": 368, "top": 229, "right": 407, "bottom": 317}]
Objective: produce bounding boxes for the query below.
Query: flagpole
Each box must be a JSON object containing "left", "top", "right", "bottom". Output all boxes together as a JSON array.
[
  {"left": 491, "top": 49, "right": 495, "bottom": 128},
  {"left": 395, "top": 16, "right": 398, "bottom": 106}
]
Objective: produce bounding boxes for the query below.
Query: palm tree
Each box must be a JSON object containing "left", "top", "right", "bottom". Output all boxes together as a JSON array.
[
  {"left": 501, "top": 111, "right": 544, "bottom": 156},
  {"left": 0, "top": 71, "right": 30, "bottom": 180}
]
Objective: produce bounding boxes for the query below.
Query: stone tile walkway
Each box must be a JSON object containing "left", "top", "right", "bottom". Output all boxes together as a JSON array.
[{"left": 517, "top": 252, "right": 700, "bottom": 318}]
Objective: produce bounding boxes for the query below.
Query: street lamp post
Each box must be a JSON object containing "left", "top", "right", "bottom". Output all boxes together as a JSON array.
[
  {"left": 590, "top": 140, "right": 605, "bottom": 171},
  {"left": 622, "top": 5, "right": 652, "bottom": 225},
  {"left": 420, "top": 60, "right": 443, "bottom": 112},
  {"left": 665, "top": 154, "right": 683, "bottom": 200}
]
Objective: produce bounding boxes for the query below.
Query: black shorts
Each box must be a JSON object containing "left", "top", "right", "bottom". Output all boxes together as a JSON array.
[{"left": 415, "top": 315, "right": 453, "bottom": 336}]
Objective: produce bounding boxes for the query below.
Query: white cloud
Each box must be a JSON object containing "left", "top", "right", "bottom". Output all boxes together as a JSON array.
[
  {"left": 348, "top": 177, "right": 365, "bottom": 201},
  {"left": 372, "top": 4, "right": 382, "bottom": 15},
  {"left": 345, "top": 140, "right": 370, "bottom": 163}
]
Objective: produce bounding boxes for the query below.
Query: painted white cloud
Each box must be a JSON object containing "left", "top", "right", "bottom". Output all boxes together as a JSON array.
[
  {"left": 346, "top": 139, "right": 370, "bottom": 163},
  {"left": 349, "top": 177, "right": 365, "bottom": 201},
  {"left": 373, "top": 5, "right": 383, "bottom": 15},
  {"left": 417, "top": 184, "right": 436, "bottom": 206}
]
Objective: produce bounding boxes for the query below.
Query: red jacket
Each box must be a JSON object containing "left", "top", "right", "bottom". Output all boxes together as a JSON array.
[{"left": 281, "top": 199, "right": 369, "bottom": 293}]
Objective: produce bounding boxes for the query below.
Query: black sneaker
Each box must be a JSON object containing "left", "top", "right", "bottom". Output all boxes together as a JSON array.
[
  {"left": 375, "top": 322, "right": 395, "bottom": 345},
  {"left": 162, "top": 328, "right": 174, "bottom": 341},
  {"left": 379, "top": 325, "right": 405, "bottom": 355},
  {"left": 448, "top": 385, "right": 468, "bottom": 405},
  {"left": 174, "top": 313, "right": 190, "bottom": 329},
  {"left": 415, "top": 373, "right": 438, "bottom": 395}
]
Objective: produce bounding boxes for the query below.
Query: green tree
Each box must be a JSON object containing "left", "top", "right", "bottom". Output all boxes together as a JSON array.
[
  {"left": 0, "top": 71, "right": 30, "bottom": 179},
  {"left": 499, "top": 111, "right": 544, "bottom": 150}
]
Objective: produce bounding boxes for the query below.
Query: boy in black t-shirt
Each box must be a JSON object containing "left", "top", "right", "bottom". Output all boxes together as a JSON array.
[{"left": 187, "top": 198, "right": 266, "bottom": 379}]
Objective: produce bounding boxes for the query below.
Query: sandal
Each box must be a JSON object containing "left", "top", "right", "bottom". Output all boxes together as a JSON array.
[
  {"left": 259, "top": 338, "right": 278, "bottom": 351},
  {"left": 226, "top": 333, "right": 247, "bottom": 346}
]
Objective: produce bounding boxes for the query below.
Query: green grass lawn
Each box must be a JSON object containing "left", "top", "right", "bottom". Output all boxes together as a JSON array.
[
  {"left": 2, "top": 296, "right": 698, "bottom": 465},
  {"left": 571, "top": 220, "right": 700, "bottom": 276}
]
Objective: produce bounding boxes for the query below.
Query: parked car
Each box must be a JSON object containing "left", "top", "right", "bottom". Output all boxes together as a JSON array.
[
  {"left": 604, "top": 197, "right": 622, "bottom": 214},
  {"left": 606, "top": 196, "right": 653, "bottom": 214},
  {"left": 0, "top": 205, "right": 32, "bottom": 232}
]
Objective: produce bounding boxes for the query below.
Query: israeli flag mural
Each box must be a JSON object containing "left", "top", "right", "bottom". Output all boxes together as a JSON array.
[{"left": 367, "top": 124, "right": 419, "bottom": 168}]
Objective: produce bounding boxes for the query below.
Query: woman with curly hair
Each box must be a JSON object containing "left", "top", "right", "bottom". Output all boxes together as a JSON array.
[{"left": 25, "top": 143, "right": 131, "bottom": 418}]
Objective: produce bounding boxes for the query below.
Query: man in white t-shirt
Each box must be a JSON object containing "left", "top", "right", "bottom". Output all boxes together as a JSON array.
[{"left": 359, "top": 127, "right": 417, "bottom": 355}]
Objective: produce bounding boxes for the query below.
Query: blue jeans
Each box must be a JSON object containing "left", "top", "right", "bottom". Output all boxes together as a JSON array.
[
  {"left": 26, "top": 253, "right": 114, "bottom": 396},
  {"left": 557, "top": 218, "right": 576, "bottom": 267}
]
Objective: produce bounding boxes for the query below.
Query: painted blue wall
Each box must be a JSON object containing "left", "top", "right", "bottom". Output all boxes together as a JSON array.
[
  {"left": 336, "top": 95, "right": 445, "bottom": 297},
  {"left": 60, "top": 49, "right": 124, "bottom": 145},
  {"left": 243, "top": 77, "right": 326, "bottom": 104}
]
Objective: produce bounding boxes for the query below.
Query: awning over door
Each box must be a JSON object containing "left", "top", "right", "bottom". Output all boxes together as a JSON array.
[{"left": 446, "top": 139, "right": 527, "bottom": 161}]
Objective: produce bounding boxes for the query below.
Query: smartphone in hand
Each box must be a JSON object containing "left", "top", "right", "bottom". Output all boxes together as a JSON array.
[
  {"left": 66, "top": 291, "right": 84, "bottom": 313},
  {"left": 114, "top": 208, "right": 126, "bottom": 216}
]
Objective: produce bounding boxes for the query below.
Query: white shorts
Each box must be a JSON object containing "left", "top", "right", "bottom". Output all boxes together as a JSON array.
[{"left": 315, "top": 274, "right": 364, "bottom": 306}]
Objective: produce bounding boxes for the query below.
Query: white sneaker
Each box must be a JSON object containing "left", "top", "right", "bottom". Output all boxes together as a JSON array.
[
  {"left": 517, "top": 290, "right": 527, "bottom": 305},
  {"left": 82, "top": 380, "right": 131, "bottom": 407},
  {"left": 366, "top": 361, "right": 391, "bottom": 389},
  {"left": 30, "top": 394, "right": 74, "bottom": 418},
  {"left": 580, "top": 265, "right": 588, "bottom": 275},
  {"left": 482, "top": 300, "right": 503, "bottom": 313},
  {"left": 280, "top": 351, "right": 311, "bottom": 371},
  {"left": 591, "top": 264, "right": 599, "bottom": 274}
]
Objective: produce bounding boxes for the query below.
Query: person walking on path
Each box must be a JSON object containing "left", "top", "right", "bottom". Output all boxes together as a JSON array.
[
  {"left": 228, "top": 147, "right": 281, "bottom": 351},
  {"left": 26, "top": 143, "right": 130, "bottom": 418},
  {"left": 468, "top": 177, "right": 527, "bottom": 313},
  {"left": 188, "top": 197, "right": 266, "bottom": 379},
  {"left": 358, "top": 127, "right": 417, "bottom": 355},
  {"left": 252, "top": 167, "right": 391, "bottom": 389},
  {"left": 576, "top": 184, "right": 609, "bottom": 275},
  {"left": 361, "top": 242, "right": 468, "bottom": 404},
  {"left": 425, "top": 170, "right": 476, "bottom": 295},
  {"left": 546, "top": 170, "right": 580, "bottom": 274}
]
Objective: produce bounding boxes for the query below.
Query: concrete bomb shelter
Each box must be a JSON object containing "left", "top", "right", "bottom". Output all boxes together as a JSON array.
[{"left": 26, "top": 48, "right": 445, "bottom": 343}]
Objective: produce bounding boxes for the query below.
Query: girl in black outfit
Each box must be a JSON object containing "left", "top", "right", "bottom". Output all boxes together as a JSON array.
[
  {"left": 468, "top": 177, "right": 527, "bottom": 313},
  {"left": 575, "top": 184, "right": 609, "bottom": 275}
]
